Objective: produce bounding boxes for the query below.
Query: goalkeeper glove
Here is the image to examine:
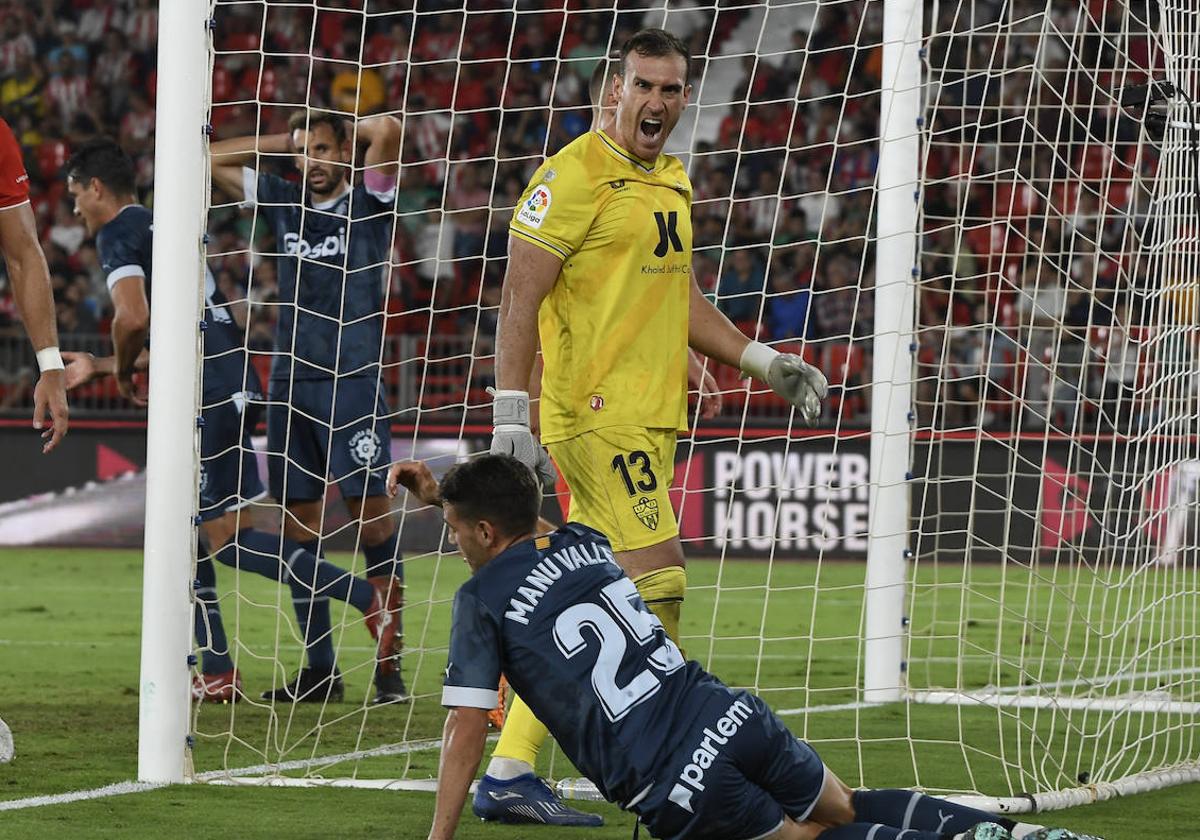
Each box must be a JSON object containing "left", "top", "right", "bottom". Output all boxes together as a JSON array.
[
  {"left": 739, "top": 341, "right": 828, "bottom": 426},
  {"left": 489, "top": 388, "right": 557, "bottom": 489}
]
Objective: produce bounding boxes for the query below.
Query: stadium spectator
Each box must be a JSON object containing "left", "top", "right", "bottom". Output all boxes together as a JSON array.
[
  {"left": 44, "top": 52, "right": 90, "bottom": 126},
  {"left": 718, "top": 247, "right": 767, "bottom": 324},
  {"left": 118, "top": 93, "right": 154, "bottom": 157},
  {"left": 123, "top": 0, "right": 159, "bottom": 57},
  {"left": 1098, "top": 297, "right": 1140, "bottom": 432},
  {"left": 766, "top": 251, "right": 813, "bottom": 342},
  {"left": 46, "top": 199, "right": 85, "bottom": 255},
  {"left": 811, "top": 254, "right": 859, "bottom": 341},
  {"left": 46, "top": 22, "right": 89, "bottom": 69},
  {"left": 1, "top": 53, "right": 43, "bottom": 121},
  {"left": 0, "top": 15, "right": 35, "bottom": 78}
]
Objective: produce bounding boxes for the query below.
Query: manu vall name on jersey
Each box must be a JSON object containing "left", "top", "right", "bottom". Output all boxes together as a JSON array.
[{"left": 503, "top": 541, "right": 618, "bottom": 625}]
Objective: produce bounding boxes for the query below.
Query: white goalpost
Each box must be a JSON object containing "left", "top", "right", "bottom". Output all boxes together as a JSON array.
[
  {"left": 136, "top": 0, "right": 1199, "bottom": 819},
  {"left": 865, "top": 0, "right": 920, "bottom": 704},
  {"left": 139, "top": 0, "right": 209, "bottom": 784}
]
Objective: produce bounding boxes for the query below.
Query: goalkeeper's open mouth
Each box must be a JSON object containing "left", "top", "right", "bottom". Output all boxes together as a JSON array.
[{"left": 639, "top": 118, "right": 664, "bottom": 142}]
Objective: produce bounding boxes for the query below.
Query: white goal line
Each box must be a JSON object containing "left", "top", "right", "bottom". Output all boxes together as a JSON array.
[
  {"left": 910, "top": 690, "right": 1200, "bottom": 715},
  {"left": 0, "top": 734, "right": 496, "bottom": 812}
]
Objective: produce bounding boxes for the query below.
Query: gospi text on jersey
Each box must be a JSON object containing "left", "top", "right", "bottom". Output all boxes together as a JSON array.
[
  {"left": 503, "top": 541, "right": 618, "bottom": 625},
  {"left": 668, "top": 698, "right": 754, "bottom": 813},
  {"left": 283, "top": 227, "right": 347, "bottom": 259}
]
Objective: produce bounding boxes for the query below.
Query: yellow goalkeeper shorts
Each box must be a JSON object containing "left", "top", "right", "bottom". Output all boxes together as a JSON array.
[{"left": 547, "top": 426, "right": 678, "bottom": 553}]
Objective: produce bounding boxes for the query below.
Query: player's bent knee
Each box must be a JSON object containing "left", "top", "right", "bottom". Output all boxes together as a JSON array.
[
  {"left": 359, "top": 517, "right": 395, "bottom": 547},
  {"left": 201, "top": 513, "right": 240, "bottom": 553},
  {"left": 281, "top": 500, "right": 322, "bottom": 541},
  {"left": 807, "top": 770, "right": 856, "bottom": 828}
]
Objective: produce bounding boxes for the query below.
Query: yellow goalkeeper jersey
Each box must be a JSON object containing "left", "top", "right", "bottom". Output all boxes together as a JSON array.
[{"left": 509, "top": 129, "right": 693, "bottom": 444}]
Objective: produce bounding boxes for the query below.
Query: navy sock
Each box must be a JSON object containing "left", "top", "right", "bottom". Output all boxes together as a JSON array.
[
  {"left": 214, "top": 531, "right": 337, "bottom": 672},
  {"left": 194, "top": 554, "right": 233, "bottom": 674},
  {"left": 362, "top": 529, "right": 401, "bottom": 580},
  {"left": 295, "top": 538, "right": 335, "bottom": 671},
  {"left": 282, "top": 538, "right": 374, "bottom": 613},
  {"left": 853, "top": 790, "right": 1013, "bottom": 835},
  {"left": 819, "top": 824, "right": 946, "bottom": 840}
]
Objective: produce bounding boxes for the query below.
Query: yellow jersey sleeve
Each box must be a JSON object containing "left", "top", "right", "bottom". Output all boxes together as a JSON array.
[{"left": 509, "top": 155, "right": 595, "bottom": 261}]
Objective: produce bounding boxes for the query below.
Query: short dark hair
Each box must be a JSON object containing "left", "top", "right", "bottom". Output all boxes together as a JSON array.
[
  {"left": 588, "top": 54, "right": 618, "bottom": 108},
  {"left": 63, "top": 138, "right": 136, "bottom": 196},
  {"left": 287, "top": 109, "right": 348, "bottom": 146},
  {"left": 618, "top": 28, "right": 691, "bottom": 85},
  {"left": 440, "top": 454, "right": 541, "bottom": 538}
]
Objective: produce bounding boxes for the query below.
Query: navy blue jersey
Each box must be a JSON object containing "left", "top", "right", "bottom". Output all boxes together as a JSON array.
[
  {"left": 443, "top": 523, "right": 717, "bottom": 808},
  {"left": 96, "top": 205, "right": 254, "bottom": 401},
  {"left": 243, "top": 168, "right": 394, "bottom": 382}
]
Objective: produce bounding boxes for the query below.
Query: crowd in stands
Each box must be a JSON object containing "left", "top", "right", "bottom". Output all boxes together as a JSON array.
[{"left": 0, "top": 0, "right": 1178, "bottom": 431}]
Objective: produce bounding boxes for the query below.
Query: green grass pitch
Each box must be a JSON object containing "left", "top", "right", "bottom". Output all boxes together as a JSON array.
[{"left": 0, "top": 547, "right": 1195, "bottom": 838}]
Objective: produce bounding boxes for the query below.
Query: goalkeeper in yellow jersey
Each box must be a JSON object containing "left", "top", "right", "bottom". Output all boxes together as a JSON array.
[{"left": 474, "top": 28, "right": 828, "bottom": 826}]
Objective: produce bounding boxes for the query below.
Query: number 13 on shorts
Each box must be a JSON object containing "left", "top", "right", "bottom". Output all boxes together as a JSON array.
[{"left": 546, "top": 426, "right": 679, "bottom": 553}]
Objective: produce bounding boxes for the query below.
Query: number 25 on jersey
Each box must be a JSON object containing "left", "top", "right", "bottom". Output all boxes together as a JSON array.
[{"left": 553, "top": 577, "right": 685, "bottom": 722}]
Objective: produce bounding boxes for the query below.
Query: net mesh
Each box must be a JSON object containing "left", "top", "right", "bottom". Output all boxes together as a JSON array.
[
  {"left": 907, "top": 0, "right": 1200, "bottom": 797},
  {"left": 186, "top": 0, "right": 1199, "bottom": 804}
]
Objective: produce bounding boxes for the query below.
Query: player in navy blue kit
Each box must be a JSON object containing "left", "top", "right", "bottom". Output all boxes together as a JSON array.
[
  {"left": 61, "top": 139, "right": 404, "bottom": 705},
  {"left": 389, "top": 455, "right": 1099, "bottom": 840},
  {"left": 210, "top": 111, "right": 406, "bottom": 702}
]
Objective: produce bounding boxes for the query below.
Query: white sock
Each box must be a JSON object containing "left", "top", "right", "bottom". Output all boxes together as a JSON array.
[{"left": 485, "top": 757, "right": 534, "bottom": 780}]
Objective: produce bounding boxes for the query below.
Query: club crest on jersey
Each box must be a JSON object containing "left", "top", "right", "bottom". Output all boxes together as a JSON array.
[
  {"left": 517, "top": 184, "right": 552, "bottom": 229},
  {"left": 349, "top": 429, "right": 382, "bottom": 467},
  {"left": 633, "top": 496, "right": 659, "bottom": 531},
  {"left": 589, "top": 394, "right": 604, "bottom": 412}
]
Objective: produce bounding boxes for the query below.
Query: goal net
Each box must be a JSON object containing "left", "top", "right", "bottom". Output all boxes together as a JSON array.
[
  {"left": 171, "top": 0, "right": 1200, "bottom": 812},
  {"left": 905, "top": 0, "right": 1200, "bottom": 807}
]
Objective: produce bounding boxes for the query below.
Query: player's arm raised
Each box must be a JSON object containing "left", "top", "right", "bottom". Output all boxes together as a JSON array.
[
  {"left": 356, "top": 114, "right": 402, "bottom": 179},
  {"left": 0, "top": 201, "right": 68, "bottom": 452},
  {"left": 209, "top": 132, "right": 292, "bottom": 202},
  {"left": 687, "top": 269, "right": 828, "bottom": 426},
  {"left": 491, "top": 237, "right": 561, "bottom": 484}
]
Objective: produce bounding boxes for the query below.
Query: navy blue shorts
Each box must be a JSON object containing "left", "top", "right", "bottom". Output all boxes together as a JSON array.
[
  {"left": 266, "top": 376, "right": 391, "bottom": 502},
  {"left": 198, "top": 391, "right": 265, "bottom": 522},
  {"left": 634, "top": 690, "right": 826, "bottom": 840}
]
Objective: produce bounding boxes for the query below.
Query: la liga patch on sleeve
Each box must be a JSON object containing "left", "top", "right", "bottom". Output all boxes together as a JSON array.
[{"left": 517, "top": 184, "right": 552, "bottom": 229}]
